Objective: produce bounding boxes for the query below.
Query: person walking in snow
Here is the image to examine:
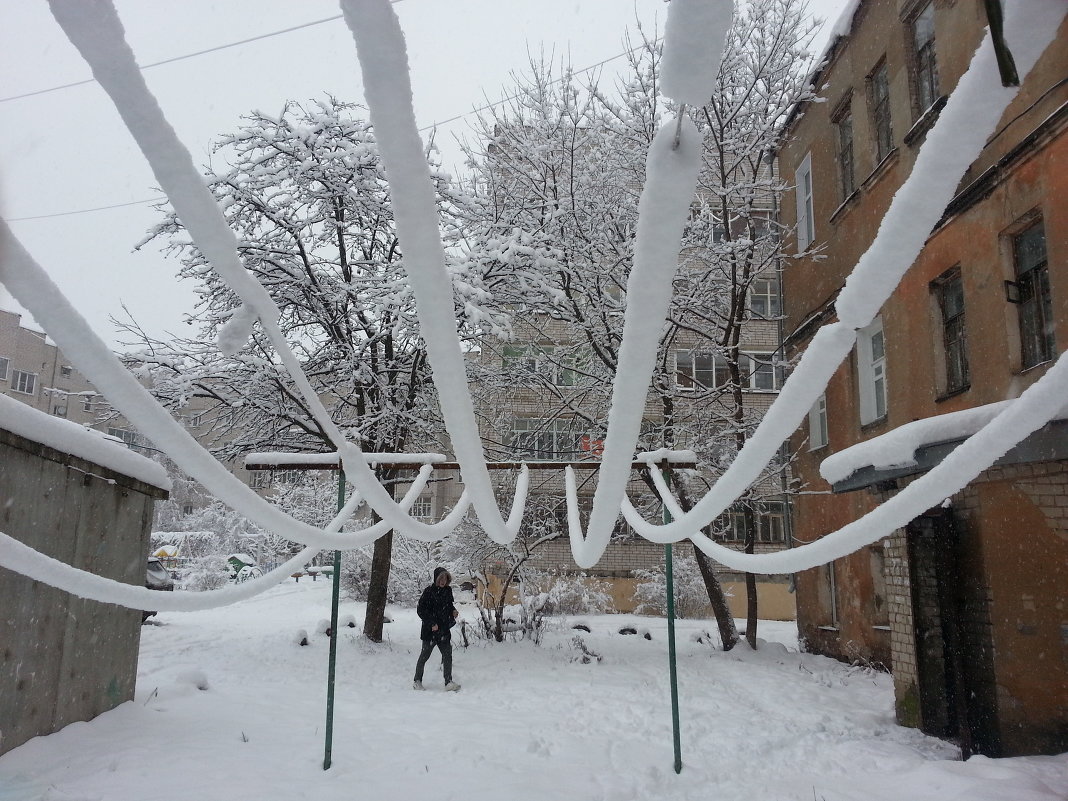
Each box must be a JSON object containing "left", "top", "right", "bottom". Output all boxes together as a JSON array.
[{"left": 413, "top": 566, "right": 460, "bottom": 691}]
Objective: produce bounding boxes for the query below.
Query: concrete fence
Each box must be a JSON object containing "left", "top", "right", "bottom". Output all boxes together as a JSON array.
[{"left": 0, "top": 426, "right": 168, "bottom": 756}]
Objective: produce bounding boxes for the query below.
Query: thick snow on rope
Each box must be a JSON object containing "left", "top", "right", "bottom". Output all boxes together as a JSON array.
[{"left": 1, "top": 0, "right": 1064, "bottom": 598}]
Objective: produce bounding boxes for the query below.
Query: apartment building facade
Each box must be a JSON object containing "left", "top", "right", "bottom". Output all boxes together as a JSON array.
[{"left": 778, "top": 0, "right": 1066, "bottom": 757}]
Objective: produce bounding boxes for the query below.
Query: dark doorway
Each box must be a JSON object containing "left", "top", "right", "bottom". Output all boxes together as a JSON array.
[{"left": 906, "top": 508, "right": 977, "bottom": 758}]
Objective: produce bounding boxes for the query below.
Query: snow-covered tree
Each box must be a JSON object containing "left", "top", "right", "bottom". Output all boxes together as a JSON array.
[
  {"left": 462, "top": 0, "right": 817, "bottom": 649},
  {"left": 125, "top": 97, "right": 505, "bottom": 641}
]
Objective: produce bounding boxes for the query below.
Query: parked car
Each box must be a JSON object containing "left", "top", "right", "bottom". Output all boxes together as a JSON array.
[{"left": 143, "top": 556, "right": 175, "bottom": 622}]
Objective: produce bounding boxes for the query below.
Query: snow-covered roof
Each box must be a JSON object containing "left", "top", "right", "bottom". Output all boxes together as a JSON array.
[
  {"left": 820, "top": 399, "right": 1067, "bottom": 485},
  {"left": 0, "top": 393, "right": 170, "bottom": 490}
]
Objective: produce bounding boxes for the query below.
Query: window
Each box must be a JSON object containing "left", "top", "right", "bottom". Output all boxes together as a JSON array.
[
  {"left": 747, "top": 353, "right": 784, "bottom": 392},
  {"left": 0, "top": 356, "right": 8, "bottom": 381},
  {"left": 60, "top": 365, "right": 73, "bottom": 378},
  {"left": 676, "top": 351, "right": 783, "bottom": 392},
  {"left": 749, "top": 276, "right": 781, "bottom": 318},
  {"left": 248, "top": 471, "right": 268, "bottom": 490},
  {"left": 675, "top": 350, "right": 720, "bottom": 391},
  {"left": 869, "top": 544, "right": 890, "bottom": 628},
  {"left": 934, "top": 269, "right": 969, "bottom": 393},
  {"left": 821, "top": 561, "right": 839, "bottom": 628},
  {"left": 187, "top": 413, "right": 204, "bottom": 427},
  {"left": 182, "top": 504, "right": 195, "bottom": 516},
  {"left": 11, "top": 370, "right": 37, "bottom": 396},
  {"left": 868, "top": 61, "right": 893, "bottom": 161},
  {"left": 82, "top": 396, "right": 94, "bottom": 413},
  {"left": 720, "top": 502, "right": 786, "bottom": 544},
  {"left": 910, "top": 1, "right": 940, "bottom": 115},
  {"left": 502, "top": 345, "right": 578, "bottom": 386},
  {"left": 1012, "top": 221, "right": 1054, "bottom": 368},
  {"left": 509, "top": 418, "right": 583, "bottom": 459},
  {"left": 107, "top": 427, "right": 139, "bottom": 448},
  {"left": 857, "top": 318, "right": 887, "bottom": 424},
  {"left": 794, "top": 154, "right": 814, "bottom": 253},
  {"left": 53, "top": 405, "right": 68, "bottom": 417},
  {"left": 808, "top": 393, "right": 829, "bottom": 450},
  {"left": 410, "top": 496, "right": 433, "bottom": 519},
  {"left": 274, "top": 470, "right": 302, "bottom": 485},
  {"left": 833, "top": 101, "right": 856, "bottom": 199}
]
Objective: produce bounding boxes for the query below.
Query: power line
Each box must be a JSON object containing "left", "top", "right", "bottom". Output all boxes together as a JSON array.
[
  {"left": 0, "top": 14, "right": 346, "bottom": 104},
  {"left": 4, "top": 31, "right": 656, "bottom": 223}
]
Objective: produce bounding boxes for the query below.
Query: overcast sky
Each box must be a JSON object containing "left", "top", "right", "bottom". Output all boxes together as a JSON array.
[{"left": 1, "top": 0, "right": 848, "bottom": 348}]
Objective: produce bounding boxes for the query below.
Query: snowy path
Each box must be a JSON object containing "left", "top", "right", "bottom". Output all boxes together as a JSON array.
[{"left": 2, "top": 581, "right": 1065, "bottom": 800}]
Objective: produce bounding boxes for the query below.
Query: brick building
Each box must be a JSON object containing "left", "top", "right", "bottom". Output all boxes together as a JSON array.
[{"left": 777, "top": 0, "right": 1066, "bottom": 756}]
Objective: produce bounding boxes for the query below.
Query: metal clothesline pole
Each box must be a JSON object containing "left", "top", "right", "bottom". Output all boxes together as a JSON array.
[
  {"left": 323, "top": 468, "right": 346, "bottom": 770},
  {"left": 243, "top": 452, "right": 697, "bottom": 771},
  {"left": 662, "top": 465, "right": 682, "bottom": 775}
]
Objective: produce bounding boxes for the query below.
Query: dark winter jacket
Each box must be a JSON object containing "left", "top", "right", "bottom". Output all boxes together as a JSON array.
[{"left": 417, "top": 568, "right": 457, "bottom": 642}]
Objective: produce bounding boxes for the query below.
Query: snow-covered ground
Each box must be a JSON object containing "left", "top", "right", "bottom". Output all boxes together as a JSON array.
[{"left": 2, "top": 581, "right": 1065, "bottom": 801}]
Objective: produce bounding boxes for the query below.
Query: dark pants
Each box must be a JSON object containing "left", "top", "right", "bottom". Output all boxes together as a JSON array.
[{"left": 414, "top": 637, "right": 452, "bottom": 684}]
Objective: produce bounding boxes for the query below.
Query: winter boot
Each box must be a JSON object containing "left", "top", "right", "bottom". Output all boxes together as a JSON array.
[
  {"left": 444, "top": 681, "right": 461, "bottom": 692},
  {"left": 413, "top": 680, "right": 425, "bottom": 691}
]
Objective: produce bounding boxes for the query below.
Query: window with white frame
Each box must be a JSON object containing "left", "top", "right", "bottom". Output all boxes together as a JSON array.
[
  {"left": 746, "top": 353, "right": 784, "bottom": 391},
  {"left": 82, "top": 396, "right": 94, "bottom": 413},
  {"left": 248, "top": 471, "right": 268, "bottom": 490},
  {"left": 0, "top": 356, "right": 9, "bottom": 381},
  {"left": 12, "top": 370, "right": 37, "bottom": 396},
  {"left": 720, "top": 502, "right": 786, "bottom": 544},
  {"left": 508, "top": 418, "right": 582, "bottom": 459},
  {"left": 748, "top": 276, "right": 781, "bottom": 318},
  {"left": 107, "top": 427, "right": 139, "bottom": 448},
  {"left": 857, "top": 318, "right": 887, "bottom": 424},
  {"left": 675, "top": 350, "right": 721, "bottom": 391},
  {"left": 410, "top": 496, "right": 433, "bottom": 519},
  {"left": 808, "top": 393, "right": 829, "bottom": 450},
  {"left": 794, "top": 153, "right": 814, "bottom": 253},
  {"left": 676, "top": 351, "right": 782, "bottom": 392},
  {"left": 502, "top": 345, "right": 578, "bottom": 386}
]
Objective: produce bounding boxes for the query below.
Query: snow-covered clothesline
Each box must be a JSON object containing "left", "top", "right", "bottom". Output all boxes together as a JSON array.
[{"left": 0, "top": 0, "right": 1065, "bottom": 612}]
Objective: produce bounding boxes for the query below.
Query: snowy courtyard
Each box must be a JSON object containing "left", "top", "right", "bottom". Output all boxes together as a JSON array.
[{"left": 1, "top": 580, "right": 1065, "bottom": 801}]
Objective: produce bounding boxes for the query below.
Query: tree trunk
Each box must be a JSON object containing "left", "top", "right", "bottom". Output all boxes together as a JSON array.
[
  {"left": 743, "top": 504, "right": 759, "bottom": 649},
  {"left": 363, "top": 472, "right": 396, "bottom": 642},
  {"left": 362, "top": 529, "right": 393, "bottom": 642},
  {"left": 691, "top": 544, "right": 740, "bottom": 651},
  {"left": 668, "top": 478, "right": 740, "bottom": 651}
]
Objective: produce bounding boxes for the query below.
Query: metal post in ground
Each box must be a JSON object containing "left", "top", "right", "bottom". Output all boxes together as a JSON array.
[
  {"left": 663, "top": 467, "right": 682, "bottom": 774},
  {"left": 323, "top": 469, "right": 346, "bottom": 770}
]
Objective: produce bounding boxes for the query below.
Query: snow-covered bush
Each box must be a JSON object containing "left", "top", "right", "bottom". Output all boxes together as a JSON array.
[
  {"left": 180, "top": 555, "right": 231, "bottom": 592},
  {"left": 539, "top": 572, "right": 614, "bottom": 616},
  {"left": 632, "top": 555, "right": 716, "bottom": 619}
]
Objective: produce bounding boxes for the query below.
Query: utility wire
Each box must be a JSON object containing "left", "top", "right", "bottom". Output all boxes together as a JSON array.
[
  {"left": 4, "top": 17, "right": 656, "bottom": 223},
  {"left": 0, "top": 14, "right": 346, "bottom": 104}
]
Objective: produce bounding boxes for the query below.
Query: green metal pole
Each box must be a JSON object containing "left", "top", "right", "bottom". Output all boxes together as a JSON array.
[
  {"left": 663, "top": 468, "right": 682, "bottom": 774},
  {"left": 323, "top": 469, "right": 346, "bottom": 770}
]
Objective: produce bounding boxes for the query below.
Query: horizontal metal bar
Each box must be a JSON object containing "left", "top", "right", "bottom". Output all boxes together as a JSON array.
[{"left": 245, "top": 460, "right": 696, "bottom": 472}]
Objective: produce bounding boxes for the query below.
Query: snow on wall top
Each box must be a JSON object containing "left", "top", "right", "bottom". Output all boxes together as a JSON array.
[
  {"left": 820, "top": 399, "right": 1068, "bottom": 485},
  {"left": 0, "top": 393, "right": 170, "bottom": 490}
]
